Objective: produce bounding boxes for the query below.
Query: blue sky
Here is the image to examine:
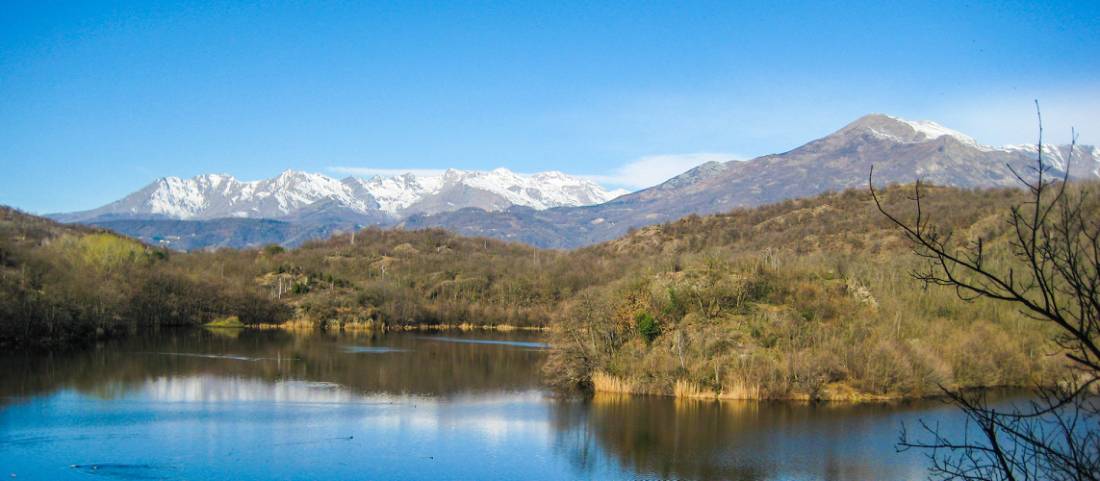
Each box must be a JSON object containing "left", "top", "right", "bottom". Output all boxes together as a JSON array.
[{"left": 2, "top": 1, "right": 1098, "bottom": 214}]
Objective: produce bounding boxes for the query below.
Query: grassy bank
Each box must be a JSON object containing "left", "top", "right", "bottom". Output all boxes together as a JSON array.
[
  {"left": 253, "top": 318, "right": 549, "bottom": 332},
  {"left": 591, "top": 371, "right": 957, "bottom": 402}
]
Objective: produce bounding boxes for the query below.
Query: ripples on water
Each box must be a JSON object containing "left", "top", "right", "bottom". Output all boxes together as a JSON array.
[
  {"left": 0, "top": 328, "right": 993, "bottom": 480},
  {"left": 417, "top": 336, "right": 550, "bottom": 349}
]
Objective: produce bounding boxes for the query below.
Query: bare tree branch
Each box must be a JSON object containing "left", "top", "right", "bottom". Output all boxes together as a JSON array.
[{"left": 874, "top": 102, "right": 1100, "bottom": 481}]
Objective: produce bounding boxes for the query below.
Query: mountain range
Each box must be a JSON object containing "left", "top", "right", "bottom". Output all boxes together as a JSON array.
[
  {"left": 54, "top": 168, "right": 626, "bottom": 224},
  {"left": 402, "top": 114, "right": 1100, "bottom": 247},
  {"left": 54, "top": 114, "right": 1100, "bottom": 250}
]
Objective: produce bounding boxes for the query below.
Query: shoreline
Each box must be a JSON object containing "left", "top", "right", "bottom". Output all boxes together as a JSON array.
[
  {"left": 589, "top": 371, "right": 1026, "bottom": 404},
  {"left": 251, "top": 319, "right": 551, "bottom": 333}
]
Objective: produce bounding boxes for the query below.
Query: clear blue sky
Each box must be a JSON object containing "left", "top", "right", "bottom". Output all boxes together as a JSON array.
[{"left": 2, "top": 0, "right": 1098, "bottom": 214}]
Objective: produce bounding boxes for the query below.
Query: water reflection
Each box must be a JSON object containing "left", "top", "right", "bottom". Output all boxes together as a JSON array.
[
  {"left": 140, "top": 376, "right": 384, "bottom": 404},
  {"left": 552, "top": 394, "right": 946, "bottom": 480},
  {"left": 0, "top": 329, "right": 977, "bottom": 480},
  {"left": 418, "top": 336, "right": 550, "bottom": 348},
  {"left": 0, "top": 329, "right": 546, "bottom": 402}
]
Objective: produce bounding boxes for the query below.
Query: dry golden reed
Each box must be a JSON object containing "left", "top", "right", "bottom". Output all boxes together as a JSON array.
[{"left": 591, "top": 372, "right": 636, "bottom": 394}]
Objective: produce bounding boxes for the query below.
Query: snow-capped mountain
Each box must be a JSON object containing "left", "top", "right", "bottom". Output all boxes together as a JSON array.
[
  {"left": 54, "top": 168, "right": 625, "bottom": 223},
  {"left": 56, "top": 114, "right": 1100, "bottom": 250},
  {"left": 403, "top": 114, "right": 1100, "bottom": 248},
  {"left": 843, "top": 114, "right": 1100, "bottom": 178},
  {"left": 344, "top": 168, "right": 626, "bottom": 216}
]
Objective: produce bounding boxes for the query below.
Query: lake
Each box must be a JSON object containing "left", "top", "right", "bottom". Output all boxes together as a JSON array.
[{"left": 0, "top": 329, "right": 977, "bottom": 480}]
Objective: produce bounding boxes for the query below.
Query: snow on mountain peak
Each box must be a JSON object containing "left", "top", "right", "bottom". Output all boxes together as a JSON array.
[
  {"left": 361, "top": 167, "right": 620, "bottom": 213},
  {"left": 887, "top": 116, "right": 982, "bottom": 145},
  {"left": 93, "top": 168, "right": 623, "bottom": 221},
  {"left": 143, "top": 176, "right": 212, "bottom": 219},
  {"left": 1002, "top": 143, "right": 1100, "bottom": 176},
  {"left": 866, "top": 115, "right": 1100, "bottom": 177},
  {"left": 837, "top": 114, "right": 1100, "bottom": 178},
  {"left": 844, "top": 114, "right": 985, "bottom": 148}
]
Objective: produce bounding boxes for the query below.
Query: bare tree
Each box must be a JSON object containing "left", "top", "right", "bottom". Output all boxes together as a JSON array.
[{"left": 870, "top": 102, "right": 1099, "bottom": 481}]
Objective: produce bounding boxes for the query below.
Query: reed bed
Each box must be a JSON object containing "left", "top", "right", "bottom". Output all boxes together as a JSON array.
[{"left": 591, "top": 372, "right": 637, "bottom": 395}]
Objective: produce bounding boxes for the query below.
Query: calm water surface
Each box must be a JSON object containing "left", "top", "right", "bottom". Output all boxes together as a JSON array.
[{"left": 0, "top": 329, "right": 978, "bottom": 480}]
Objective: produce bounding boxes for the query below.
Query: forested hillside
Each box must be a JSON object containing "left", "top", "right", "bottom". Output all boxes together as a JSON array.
[
  {"left": 0, "top": 207, "right": 289, "bottom": 347},
  {"left": 3, "top": 182, "right": 1093, "bottom": 400},
  {"left": 542, "top": 184, "right": 1089, "bottom": 400},
  {"left": 0, "top": 206, "right": 576, "bottom": 346}
]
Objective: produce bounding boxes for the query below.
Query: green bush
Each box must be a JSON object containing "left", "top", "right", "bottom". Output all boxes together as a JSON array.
[{"left": 635, "top": 312, "right": 660, "bottom": 343}]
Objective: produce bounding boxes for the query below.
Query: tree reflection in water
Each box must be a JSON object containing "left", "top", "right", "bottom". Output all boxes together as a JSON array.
[{"left": 551, "top": 392, "right": 1017, "bottom": 480}]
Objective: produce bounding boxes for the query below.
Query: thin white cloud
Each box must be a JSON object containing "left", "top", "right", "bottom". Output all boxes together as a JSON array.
[
  {"left": 328, "top": 166, "right": 447, "bottom": 178},
  {"left": 586, "top": 152, "right": 740, "bottom": 190}
]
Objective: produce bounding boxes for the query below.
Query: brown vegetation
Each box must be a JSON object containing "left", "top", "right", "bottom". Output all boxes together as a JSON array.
[
  {"left": 878, "top": 125, "right": 1100, "bottom": 480},
  {"left": 543, "top": 184, "right": 1085, "bottom": 400}
]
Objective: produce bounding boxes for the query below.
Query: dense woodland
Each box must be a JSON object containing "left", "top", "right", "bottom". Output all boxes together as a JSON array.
[{"left": 2, "top": 182, "right": 1094, "bottom": 400}]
